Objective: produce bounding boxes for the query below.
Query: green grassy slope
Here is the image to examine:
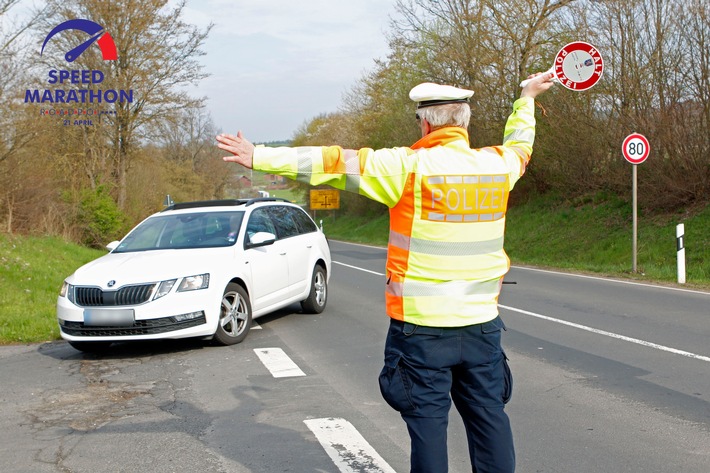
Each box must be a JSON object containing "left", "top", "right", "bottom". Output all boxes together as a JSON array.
[
  {"left": 0, "top": 235, "right": 105, "bottom": 343},
  {"left": 322, "top": 194, "right": 709, "bottom": 287},
  {"left": 0, "top": 194, "right": 706, "bottom": 344}
]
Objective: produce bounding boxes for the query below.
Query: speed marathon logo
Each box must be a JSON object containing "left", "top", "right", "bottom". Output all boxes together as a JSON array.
[{"left": 25, "top": 19, "right": 133, "bottom": 126}]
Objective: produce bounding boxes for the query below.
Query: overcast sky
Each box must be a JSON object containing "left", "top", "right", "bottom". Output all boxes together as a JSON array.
[
  {"left": 13, "top": 0, "right": 397, "bottom": 143},
  {"left": 179, "top": 0, "right": 397, "bottom": 143}
]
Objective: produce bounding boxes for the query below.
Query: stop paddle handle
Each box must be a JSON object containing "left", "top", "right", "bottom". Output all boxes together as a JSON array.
[{"left": 519, "top": 68, "right": 556, "bottom": 88}]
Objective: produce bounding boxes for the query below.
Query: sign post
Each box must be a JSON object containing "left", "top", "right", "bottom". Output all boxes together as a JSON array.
[{"left": 622, "top": 133, "right": 650, "bottom": 273}]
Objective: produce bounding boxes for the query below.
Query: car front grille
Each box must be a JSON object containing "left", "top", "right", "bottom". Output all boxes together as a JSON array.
[
  {"left": 74, "top": 284, "right": 156, "bottom": 307},
  {"left": 59, "top": 313, "right": 207, "bottom": 337}
]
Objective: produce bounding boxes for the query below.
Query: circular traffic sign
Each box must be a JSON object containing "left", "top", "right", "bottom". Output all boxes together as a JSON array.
[
  {"left": 622, "top": 133, "right": 650, "bottom": 164},
  {"left": 553, "top": 41, "right": 604, "bottom": 91}
]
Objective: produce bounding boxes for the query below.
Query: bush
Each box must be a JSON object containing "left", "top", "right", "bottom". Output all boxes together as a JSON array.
[{"left": 77, "top": 186, "right": 126, "bottom": 248}]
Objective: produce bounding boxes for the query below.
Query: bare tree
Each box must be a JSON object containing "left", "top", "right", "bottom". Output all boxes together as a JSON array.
[
  {"left": 0, "top": 1, "right": 56, "bottom": 232},
  {"left": 152, "top": 106, "right": 237, "bottom": 203},
  {"left": 40, "top": 0, "right": 212, "bottom": 208},
  {"left": 156, "top": 106, "right": 215, "bottom": 171},
  {"left": 585, "top": 0, "right": 709, "bottom": 208}
]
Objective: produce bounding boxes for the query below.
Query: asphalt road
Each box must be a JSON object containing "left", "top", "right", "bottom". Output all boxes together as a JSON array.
[{"left": 1, "top": 240, "right": 708, "bottom": 473}]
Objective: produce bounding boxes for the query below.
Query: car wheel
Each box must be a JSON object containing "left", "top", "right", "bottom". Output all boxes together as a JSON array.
[
  {"left": 214, "top": 282, "right": 252, "bottom": 345},
  {"left": 68, "top": 341, "right": 112, "bottom": 353},
  {"left": 301, "top": 265, "right": 327, "bottom": 314}
]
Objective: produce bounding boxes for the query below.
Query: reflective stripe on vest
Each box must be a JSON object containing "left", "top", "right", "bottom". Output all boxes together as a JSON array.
[
  {"left": 389, "top": 230, "right": 504, "bottom": 256},
  {"left": 296, "top": 147, "right": 315, "bottom": 184},
  {"left": 385, "top": 277, "right": 501, "bottom": 298}
]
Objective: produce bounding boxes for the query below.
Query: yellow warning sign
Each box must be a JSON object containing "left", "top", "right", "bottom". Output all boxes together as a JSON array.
[{"left": 310, "top": 189, "right": 340, "bottom": 210}]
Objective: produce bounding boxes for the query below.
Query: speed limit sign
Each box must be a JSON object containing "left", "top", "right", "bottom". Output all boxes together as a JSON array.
[
  {"left": 623, "top": 132, "right": 650, "bottom": 273},
  {"left": 622, "top": 133, "right": 650, "bottom": 164}
]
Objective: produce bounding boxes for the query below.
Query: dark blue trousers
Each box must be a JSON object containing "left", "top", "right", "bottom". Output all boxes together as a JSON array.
[{"left": 379, "top": 317, "right": 515, "bottom": 473}]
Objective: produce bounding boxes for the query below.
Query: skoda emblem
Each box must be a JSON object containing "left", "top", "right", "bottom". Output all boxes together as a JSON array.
[{"left": 107, "top": 280, "right": 116, "bottom": 287}]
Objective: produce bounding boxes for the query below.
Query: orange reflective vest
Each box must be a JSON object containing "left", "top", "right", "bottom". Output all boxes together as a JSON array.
[{"left": 253, "top": 97, "right": 536, "bottom": 327}]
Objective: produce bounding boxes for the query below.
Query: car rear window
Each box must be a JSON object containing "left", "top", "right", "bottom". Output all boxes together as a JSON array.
[{"left": 288, "top": 207, "right": 318, "bottom": 233}]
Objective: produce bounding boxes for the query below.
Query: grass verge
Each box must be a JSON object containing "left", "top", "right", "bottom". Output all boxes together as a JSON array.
[
  {"left": 0, "top": 193, "right": 706, "bottom": 344},
  {"left": 0, "top": 234, "right": 104, "bottom": 344},
  {"left": 322, "top": 194, "right": 709, "bottom": 288}
]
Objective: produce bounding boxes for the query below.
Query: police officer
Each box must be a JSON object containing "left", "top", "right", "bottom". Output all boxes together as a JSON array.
[{"left": 217, "top": 72, "right": 554, "bottom": 472}]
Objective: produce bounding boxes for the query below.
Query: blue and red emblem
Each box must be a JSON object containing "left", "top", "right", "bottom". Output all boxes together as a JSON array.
[{"left": 41, "top": 19, "right": 117, "bottom": 62}]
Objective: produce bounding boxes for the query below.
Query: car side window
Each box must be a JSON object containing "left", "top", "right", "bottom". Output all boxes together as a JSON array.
[
  {"left": 245, "top": 208, "right": 277, "bottom": 242},
  {"left": 268, "top": 206, "right": 300, "bottom": 239},
  {"left": 288, "top": 207, "right": 317, "bottom": 234}
]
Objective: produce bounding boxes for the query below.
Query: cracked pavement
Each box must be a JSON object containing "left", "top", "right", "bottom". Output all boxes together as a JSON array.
[{"left": 0, "top": 340, "right": 251, "bottom": 473}]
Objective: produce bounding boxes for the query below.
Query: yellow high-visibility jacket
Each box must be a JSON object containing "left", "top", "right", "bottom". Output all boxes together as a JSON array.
[{"left": 253, "top": 97, "right": 536, "bottom": 327}]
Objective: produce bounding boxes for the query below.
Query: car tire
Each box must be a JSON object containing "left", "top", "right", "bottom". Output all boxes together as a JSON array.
[
  {"left": 214, "top": 282, "right": 252, "bottom": 345},
  {"left": 301, "top": 265, "right": 327, "bottom": 314},
  {"left": 68, "top": 341, "right": 112, "bottom": 353}
]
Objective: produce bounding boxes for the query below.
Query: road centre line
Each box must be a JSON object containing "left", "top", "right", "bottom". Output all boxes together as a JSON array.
[
  {"left": 304, "top": 418, "right": 396, "bottom": 473},
  {"left": 499, "top": 304, "right": 710, "bottom": 363},
  {"left": 332, "top": 257, "right": 709, "bottom": 362},
  {"left": 253, "top": 348, "right": 306, "bottom": 377}
]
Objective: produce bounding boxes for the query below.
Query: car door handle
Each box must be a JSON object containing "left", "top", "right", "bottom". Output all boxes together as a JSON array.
[{"left": 280, "top": 252, "right": 287, "bottom": 256}]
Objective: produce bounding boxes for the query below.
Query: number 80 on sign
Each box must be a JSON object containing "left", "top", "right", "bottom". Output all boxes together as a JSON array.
[{"left": 622, "top": 133, "right": 650, "bottom": 165}]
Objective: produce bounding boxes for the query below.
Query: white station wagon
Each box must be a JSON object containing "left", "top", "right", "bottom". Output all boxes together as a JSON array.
[{"left": 57, "top": 198, "right": 331, "bottom": 352}]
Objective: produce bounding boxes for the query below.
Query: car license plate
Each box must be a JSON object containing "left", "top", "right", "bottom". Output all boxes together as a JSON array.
[{"left": 83, "top": 308, "right": 135, "bottom": 326}]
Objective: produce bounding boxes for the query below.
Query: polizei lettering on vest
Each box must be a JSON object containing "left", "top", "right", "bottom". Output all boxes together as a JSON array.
[
  {"left": 429, "top": 186, "right": 505, "bottom": 211},
  {"left": 422, "top": 174, "right": 510, "bottom": 222}
]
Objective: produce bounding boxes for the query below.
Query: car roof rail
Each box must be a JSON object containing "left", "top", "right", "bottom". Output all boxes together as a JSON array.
[
  {"left": 244, "top": 197, "right": 291, "bottom": 206},
  {"left": 161, "top": 199, "right": 248, "bottom": 211}
]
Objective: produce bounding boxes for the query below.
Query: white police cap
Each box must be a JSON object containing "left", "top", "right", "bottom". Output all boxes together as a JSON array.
[{"left": 409, "top": 82, "right": 474, "bottom": 109}]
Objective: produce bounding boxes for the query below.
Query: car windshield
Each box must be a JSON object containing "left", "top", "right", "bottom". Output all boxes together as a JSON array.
[{"left": 113, "top": 211, "right": 245, "bottom": 253}]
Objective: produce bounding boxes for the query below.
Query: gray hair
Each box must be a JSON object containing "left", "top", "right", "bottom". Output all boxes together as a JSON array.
[{"left": 417, "top": 102, "right": 471, "bottom": 129}]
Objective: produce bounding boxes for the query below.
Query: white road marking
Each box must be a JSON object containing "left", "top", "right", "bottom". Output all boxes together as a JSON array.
[
  {"left": 253, "top": 348, "right": 306, "bottom": 377},
  {"left": 304, "top": 418, "right": 397, "bottom": 473},
  {"left": 332, "top": 240, "right": 710, "bottom": 296},
  {"left": 251, "top": 321, "right": 261, "bottom": 329},
  {"left": 331, "top": 253, "right": 709, "bottom": 362},
  {"left": 510, "top": 265, "right": 710, "bottom": 295},
  {"left": 499, "top": 304, "right": 710, "bottom": 363},
  {"left": 333, "top": 260, "right": 385, "bottom": 276}
]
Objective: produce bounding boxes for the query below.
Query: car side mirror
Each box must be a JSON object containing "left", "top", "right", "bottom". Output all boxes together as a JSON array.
[
  {"left": 246, "top": 232, "right": 276, "bottom": 249},
  {"left": 106, "top": 241, "right": 120, "bottom": 252}
]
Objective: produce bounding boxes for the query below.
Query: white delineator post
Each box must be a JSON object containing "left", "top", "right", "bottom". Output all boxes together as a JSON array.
[{"left": 676, "top": 224, "right": 686, "bottom": 284}]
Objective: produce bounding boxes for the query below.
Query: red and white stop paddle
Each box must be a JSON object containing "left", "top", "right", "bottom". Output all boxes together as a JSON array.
[{"left": 520, "top": 41, "right": 604, "bottom": 91}]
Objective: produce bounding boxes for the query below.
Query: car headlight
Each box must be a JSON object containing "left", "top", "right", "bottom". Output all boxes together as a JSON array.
[
  {"left": 177, "top": 273, "right": 210, "bottom": 292},
  {"left": 154, "top": 279, "right": 177, "bottom": 300},
  {"left": 60, "top": 281, "right": 75, "bottom": 303}
]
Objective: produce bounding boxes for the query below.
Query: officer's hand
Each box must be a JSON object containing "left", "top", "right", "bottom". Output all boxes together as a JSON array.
[
  {"left": 217, "top": 131, "right": 254, "bottom": 168},
  {"left": 520, "top": 72, "right": 555, "bottom": 99}
]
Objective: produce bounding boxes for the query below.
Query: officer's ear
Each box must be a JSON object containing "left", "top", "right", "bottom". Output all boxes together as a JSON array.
[{"left": 421, "top": 118, "right": 432, "bottom": 136}]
